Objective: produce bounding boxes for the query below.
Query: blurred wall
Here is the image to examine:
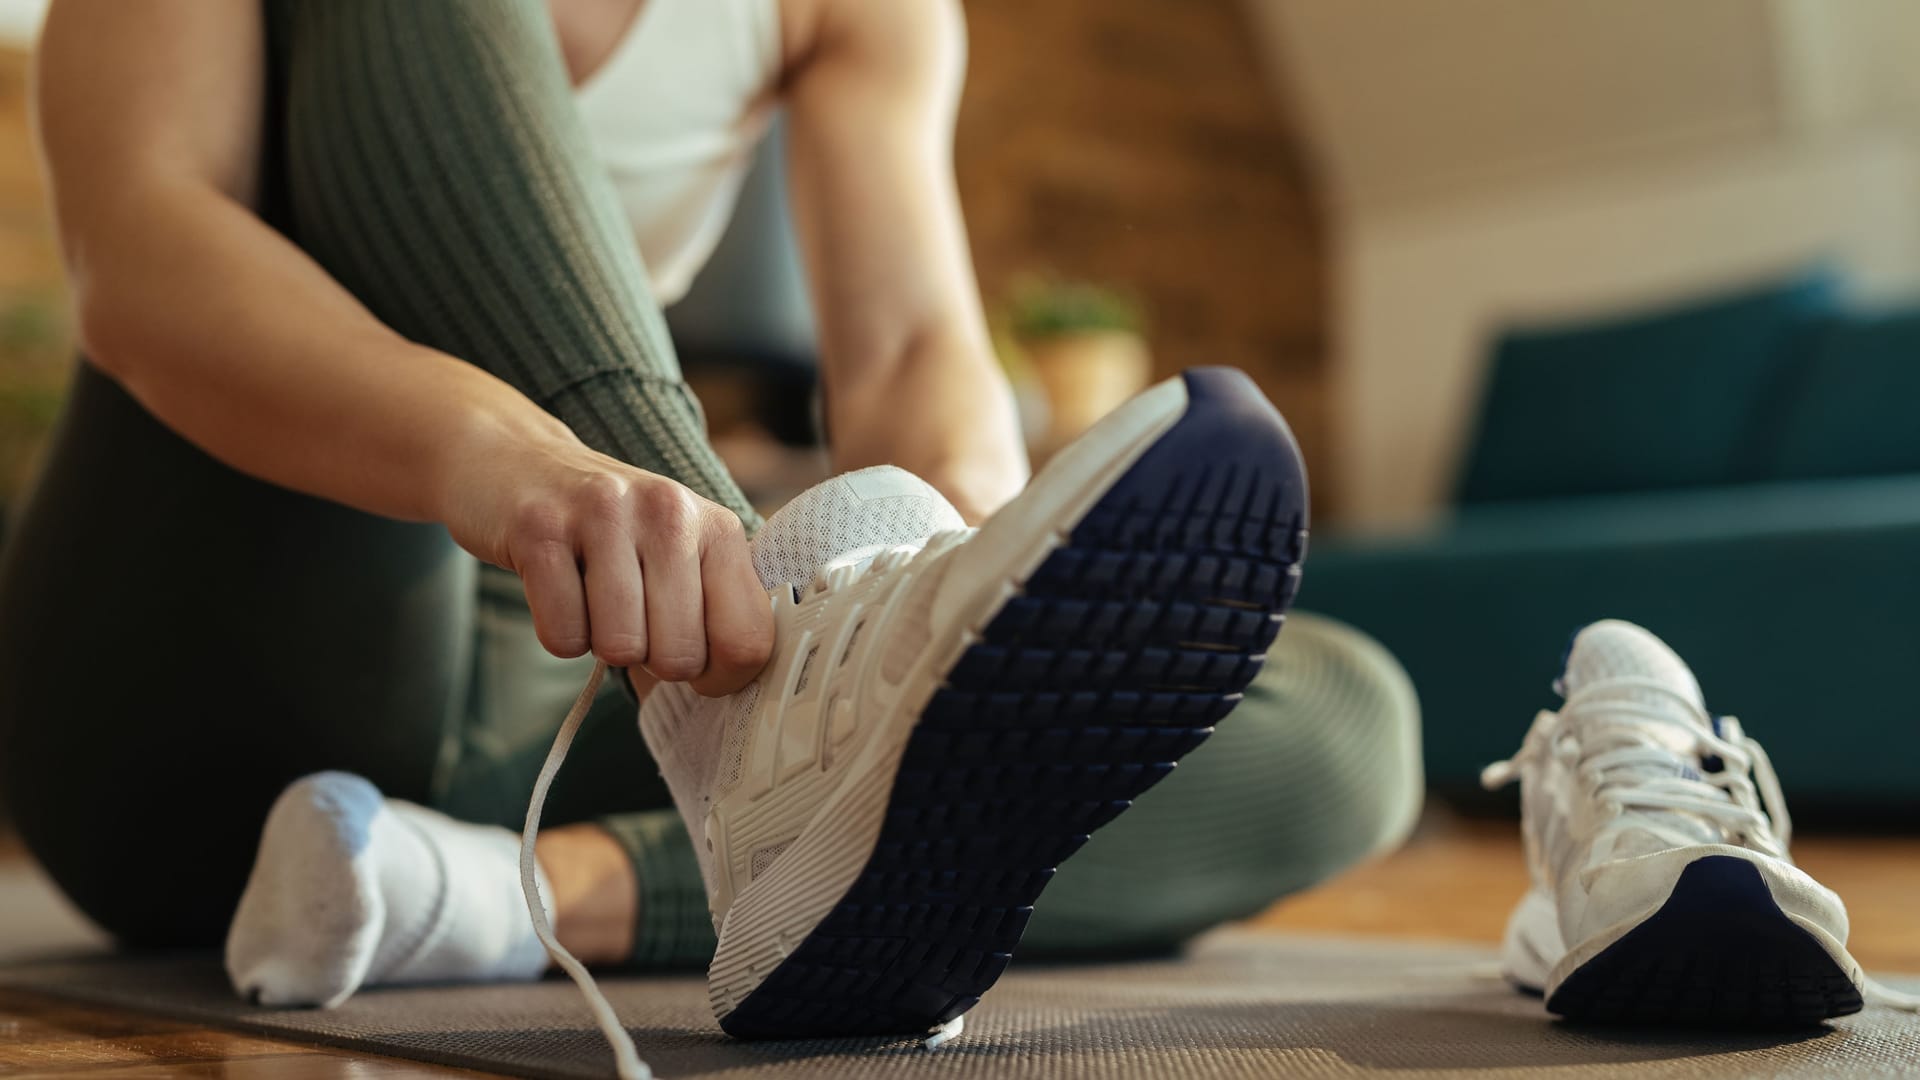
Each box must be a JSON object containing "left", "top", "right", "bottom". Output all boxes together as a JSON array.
[
  {"left": 956, "top": 0, "right": 1331, "bottom": 508},
  {"left": 0, "top": 0, "right": 43, "bottom": 45},
  {"left": 1252, "top": 0, "right": 1920, "bottom": 528}
]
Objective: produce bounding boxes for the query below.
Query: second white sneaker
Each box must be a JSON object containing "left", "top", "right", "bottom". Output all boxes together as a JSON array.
[{"left": 1483, "top": 619, "right": 1917, "bottom": 1026}]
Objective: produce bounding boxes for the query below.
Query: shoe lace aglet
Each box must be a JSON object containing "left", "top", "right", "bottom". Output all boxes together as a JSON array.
[
  {"left": 924, "top": 1014, "right": 966, "bottom": 1050},
  {"left": 1480, "top": 759, "right": 1519, "bottom": 791}
]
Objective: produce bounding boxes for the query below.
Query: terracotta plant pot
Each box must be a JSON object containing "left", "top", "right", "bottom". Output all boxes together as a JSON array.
[{"left": 1025, "top": 330, "right": 1152, "bottom": 451}]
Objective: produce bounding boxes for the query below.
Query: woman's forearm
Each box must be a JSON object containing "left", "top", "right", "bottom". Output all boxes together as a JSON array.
[
  {"left": 823, "top": 325, "right": 1029, "bottom": 524},
  {"left": 73, "top": 181, "right": 577, "bottom": 526}
]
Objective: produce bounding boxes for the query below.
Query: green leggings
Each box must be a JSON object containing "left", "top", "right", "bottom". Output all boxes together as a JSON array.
[{"left": 0, "top": 0, "right": 1421, "bottom": 966}]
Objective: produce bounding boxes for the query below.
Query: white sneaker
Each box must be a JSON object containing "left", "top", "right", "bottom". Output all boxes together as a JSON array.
[
  {"left": 643, "top": 366, "right": 1308, "bottom": 1040},
  {"left": 1483, "top": 619, "right": 1917, "bottom": 1026}
]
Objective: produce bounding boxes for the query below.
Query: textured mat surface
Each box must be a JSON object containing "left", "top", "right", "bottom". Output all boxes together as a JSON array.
[{"left": 5, "top": 931, "right": 1918, "bottom": 1079}]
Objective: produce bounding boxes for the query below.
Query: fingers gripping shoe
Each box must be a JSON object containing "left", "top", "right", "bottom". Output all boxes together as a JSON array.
[
  {"left": 643, "top": 366, "right": 1309, "bottom": 1040},
  {"left": 1483, "top": 619, "right": 1920, "bottom": 1027}
]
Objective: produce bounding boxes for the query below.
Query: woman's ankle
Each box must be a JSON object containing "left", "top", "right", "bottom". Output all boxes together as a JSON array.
[{"left": 537, "top": 823, "right": 640, "bottom": 966}]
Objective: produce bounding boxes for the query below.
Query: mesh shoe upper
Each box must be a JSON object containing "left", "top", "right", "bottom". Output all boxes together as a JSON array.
[{"left": 639, "top": 466, "right": 969, "bottom": 919}]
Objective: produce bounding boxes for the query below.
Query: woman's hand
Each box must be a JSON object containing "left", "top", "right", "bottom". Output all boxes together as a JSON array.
[{"left": 439, "top": 420, "right": 773, "bottom": 698}]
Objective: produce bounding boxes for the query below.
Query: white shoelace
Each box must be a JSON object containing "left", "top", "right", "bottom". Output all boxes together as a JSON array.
[
  {"left": 518, "top": 660, "right": 652, "bottom": 1080},
  {"left": 1482, "top": 675, "right": 1920, "bottom": 1013},
  {"left": 1481, "top": 677, "right": 1789, "bottom": 855}
]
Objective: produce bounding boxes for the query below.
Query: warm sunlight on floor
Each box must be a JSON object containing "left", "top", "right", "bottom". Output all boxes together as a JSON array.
[{"left": 1254, "top": 809, "right": 1920, "bottom": 972}]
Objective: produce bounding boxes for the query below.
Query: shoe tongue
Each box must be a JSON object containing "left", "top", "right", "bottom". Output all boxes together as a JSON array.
[
  {"left": 1560, "top": 619, "right": 1711, "bottom": 749},
  {"left": 1561, "top": 621, "right": 1735, "bottom": 854},
  {"left": 750, "top": 466, "right": 965, "bottom": 590}
]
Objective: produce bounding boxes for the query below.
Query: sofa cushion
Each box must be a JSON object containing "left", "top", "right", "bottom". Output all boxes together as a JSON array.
[
  {"left": 1457, "top": 271, "right": 1837, "bottom": 504},
  {"left": 1768, "top": 310, "right": 1920, "bottom": 481},
  {"left": 1309, "top": 473, "right": 1920, "bottom": 805}
]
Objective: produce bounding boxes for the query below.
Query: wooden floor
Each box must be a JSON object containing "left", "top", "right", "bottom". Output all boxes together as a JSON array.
[
  {"left": 0, "top": 991, "right": 487, "bottom": 1078},
  {"left": 1253, "top": 813, "right": 1920, "bottom": 971},
  {"left": 6, "top": 814, "right": 1919, "bottom": 1077}
]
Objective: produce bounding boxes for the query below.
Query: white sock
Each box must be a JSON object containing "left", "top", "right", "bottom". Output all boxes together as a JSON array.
[{"left": 225, "top": 771, "right": 552, "bottom": 1007}]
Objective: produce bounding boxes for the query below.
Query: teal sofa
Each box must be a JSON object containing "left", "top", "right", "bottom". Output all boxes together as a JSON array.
[{"left": 1303, "top": 274, "right": 1920, "bottom": 814}]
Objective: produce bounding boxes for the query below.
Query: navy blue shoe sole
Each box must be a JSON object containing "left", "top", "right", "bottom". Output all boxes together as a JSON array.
[
  {"left": 718, "top": 366, "right": 1310, "bottom": 1040},
  {"left": 1547, "top": 855, "right": 1864, "bottom": 1027}
]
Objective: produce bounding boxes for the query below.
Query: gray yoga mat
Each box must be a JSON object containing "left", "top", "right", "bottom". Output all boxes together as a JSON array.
[{"left": 5, "top": 930, "right": 1918, "bottom": 1079}]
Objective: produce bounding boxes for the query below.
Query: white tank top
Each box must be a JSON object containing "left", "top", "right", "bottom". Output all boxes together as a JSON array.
[{"left": 573, "top": 0, "right": 782, "bottom": 305}]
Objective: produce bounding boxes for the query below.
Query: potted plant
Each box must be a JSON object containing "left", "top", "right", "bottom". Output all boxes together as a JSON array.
[
  {"left": 0, "top": 294, "right": 73, "bottom": 542},
  {"left": 1002, "top": 275, "right": 1150, "bottom": 452}
]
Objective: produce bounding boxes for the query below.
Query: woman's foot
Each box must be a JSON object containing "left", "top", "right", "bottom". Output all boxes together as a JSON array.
[
  {"left": 642, "top": 366, "right": 1309, "bottom": 1039},
  {"left": 225, "top": 772, "right": 551, "bottom": 1007}
]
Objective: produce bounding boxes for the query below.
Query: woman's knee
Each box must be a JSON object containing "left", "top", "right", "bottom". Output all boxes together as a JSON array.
[
  {"left": 1121, "top": 610, "right": 1423, "bottom": 893},
  {"left": 1248, "top": 610, "right": 1425, "bottom": 870}
]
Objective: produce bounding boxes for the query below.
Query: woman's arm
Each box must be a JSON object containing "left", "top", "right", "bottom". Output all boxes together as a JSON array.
[
  {"left": 782, "top": 0, "right": 1029, "bottom": 524},
  {"left": 40, "top": 0, "right": 488, "bottom": 527},
  {"left": 36, "top": 0, "right": 769, "bottom": 692}
]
